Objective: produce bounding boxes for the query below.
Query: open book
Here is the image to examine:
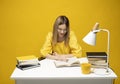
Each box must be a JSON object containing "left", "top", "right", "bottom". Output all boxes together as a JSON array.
[{"left": 54, "top": 57, "right": 80, "bottom": 68}]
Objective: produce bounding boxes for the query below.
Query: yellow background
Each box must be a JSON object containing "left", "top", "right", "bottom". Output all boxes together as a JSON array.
[{"left": 0, "top": 0, "right": 120, "bottom": 84}]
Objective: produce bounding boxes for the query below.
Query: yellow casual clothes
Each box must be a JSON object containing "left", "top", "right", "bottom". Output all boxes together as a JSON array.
[{"left": 40, "top": 31, "right": 82, "bottom": 58}]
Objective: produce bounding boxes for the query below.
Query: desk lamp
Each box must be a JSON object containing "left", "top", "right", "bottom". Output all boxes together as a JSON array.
[{"left": 82, "top": 23, "right": 110, "bottom": 73}]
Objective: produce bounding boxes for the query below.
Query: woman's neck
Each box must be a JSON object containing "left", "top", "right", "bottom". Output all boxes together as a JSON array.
[{"left": 57, "top": 37, "right": 65, "bottom": 42}]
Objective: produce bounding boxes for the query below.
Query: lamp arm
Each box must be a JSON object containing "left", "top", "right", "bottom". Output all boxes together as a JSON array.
[
  {"left": 83, "top": 27, "right": 110, "bottom": 72},
  {"left": 100, "top": 29, "right": 110, "bottom": 69}
]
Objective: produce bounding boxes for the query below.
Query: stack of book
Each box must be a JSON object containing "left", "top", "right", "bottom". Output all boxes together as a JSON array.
[
  {"left": 86, "top": 52, "right": 107, "bottom": 68},
  {"left": 16, "top": 55, "right": 40, "bottom": 70}
]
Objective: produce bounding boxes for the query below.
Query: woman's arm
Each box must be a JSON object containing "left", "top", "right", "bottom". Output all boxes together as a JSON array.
[
  {"left": 40, "top": 32, "right": 53, "bottom": 57},
  {"left": 69, "top": 31, "right": 82, "bottom": 58}
]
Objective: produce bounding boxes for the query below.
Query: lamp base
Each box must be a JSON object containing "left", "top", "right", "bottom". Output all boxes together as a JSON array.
[{"left": 93, "top": 68, "right": 110, "bottom": 75}]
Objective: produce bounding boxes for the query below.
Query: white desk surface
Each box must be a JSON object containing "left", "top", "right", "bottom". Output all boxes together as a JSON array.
[{"left": 11, "top": 58, "right": 117, "bottom": 80}]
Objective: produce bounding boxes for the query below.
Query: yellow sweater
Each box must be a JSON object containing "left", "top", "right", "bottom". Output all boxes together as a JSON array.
[{"left": 40, "top": 31, "right": 82, "bottom": 58}]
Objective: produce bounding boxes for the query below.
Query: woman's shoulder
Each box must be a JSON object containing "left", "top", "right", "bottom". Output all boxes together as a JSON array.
[
  {"left": 69, "top": 30, "right": 77, "bottom": 40},
  {"left": 47, "top": 32, "right": 53, "bottom": 36},
  {"left": 70, "top": 30, "right": 75, "bottom": 36},
  {"left": 45, "top": 32, "right": 53, "bottom": 39}
]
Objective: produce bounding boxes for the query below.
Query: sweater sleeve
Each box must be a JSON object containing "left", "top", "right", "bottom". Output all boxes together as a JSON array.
[
  {"left": 40, "top": 32, "right": 53, "bottom": 57},
  {"left": 69, "top": 31, "right": 82, "bottom": 58}
]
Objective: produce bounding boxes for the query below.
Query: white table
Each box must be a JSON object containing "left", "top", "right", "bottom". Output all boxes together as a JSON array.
[{"left": 10, "top": 58, "right": 117, "bottom": 84}]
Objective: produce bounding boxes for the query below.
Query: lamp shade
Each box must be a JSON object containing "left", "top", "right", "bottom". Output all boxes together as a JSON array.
[{"left": 83, "top": 31, "right": 97, "bottom": 46}]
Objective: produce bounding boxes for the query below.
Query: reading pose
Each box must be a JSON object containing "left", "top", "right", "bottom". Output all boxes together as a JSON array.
[{"left": 40, "top": 15, "right": 82, "bottom": 61}]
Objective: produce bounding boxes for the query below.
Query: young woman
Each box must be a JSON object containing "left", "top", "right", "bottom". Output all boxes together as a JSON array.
[{"left": 40, "top": 15, "right": 82, "bottom": 61}]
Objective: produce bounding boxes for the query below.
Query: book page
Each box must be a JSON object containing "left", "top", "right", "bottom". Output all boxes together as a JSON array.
[
  {"left": 54, "top": 57, "right": 80, "bottom": 67},
  {"left": 67, "top": 57, "right": 80, "bottom": 65},
  {"left": 16, "top": 55, "right": 39, "bottom": 67},
  {"left": 18, "top": 60, "right": 40, "bottom": 66}
]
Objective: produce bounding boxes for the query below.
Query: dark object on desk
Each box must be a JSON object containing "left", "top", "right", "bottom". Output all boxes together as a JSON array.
[
  {"left": 38, "top": 57, "right": 45, "bottom": 61},
  {"left": 16, "top": 63, "right": 40, "bottom": 70},
  {"left": 86, "top": 52, "right": 107, "bottom": 68}
]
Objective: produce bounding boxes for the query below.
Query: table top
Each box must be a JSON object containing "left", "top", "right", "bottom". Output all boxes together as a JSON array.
[{"left": 10, "top": 58, "right": 117, "bottom": 79}]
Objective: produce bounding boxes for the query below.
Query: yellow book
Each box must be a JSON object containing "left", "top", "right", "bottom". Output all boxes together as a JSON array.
[{"left": 16, "top": 55, "right": 38, "bottom": 61}]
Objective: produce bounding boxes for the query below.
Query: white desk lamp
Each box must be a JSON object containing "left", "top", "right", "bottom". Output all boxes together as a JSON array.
[{"left": 83, "top": 23, "right": 110, "bottom": 74}]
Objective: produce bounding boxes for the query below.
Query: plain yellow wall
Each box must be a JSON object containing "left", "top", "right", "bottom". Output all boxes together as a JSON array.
[{"left": 0, "top": 0, "right": 120, "bottom": 84}]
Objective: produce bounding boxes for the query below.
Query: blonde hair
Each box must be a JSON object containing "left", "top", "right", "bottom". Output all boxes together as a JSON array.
[{"left": 52, "top": 15, "right": 70, "bottom": 46}]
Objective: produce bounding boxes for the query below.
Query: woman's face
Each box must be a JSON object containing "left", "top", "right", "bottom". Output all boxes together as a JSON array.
[{"left": 57, "top": 24, "right": 67, "bottom": 38}]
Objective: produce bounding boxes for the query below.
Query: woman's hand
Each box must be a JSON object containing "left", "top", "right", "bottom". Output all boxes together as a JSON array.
[
  {"left": 46, "top": 52, "right": 73, "bottom": 61},
  {"left": 53, "top": 52, "right": 68, "bottom": 61},
  {"left": 57, "top": 56, "right": 68, "bottom": 61}
]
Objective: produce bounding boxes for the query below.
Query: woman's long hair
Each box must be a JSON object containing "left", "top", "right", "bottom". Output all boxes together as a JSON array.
[{"left": 52, "top": 15, "right": 70, "bottom": 47}]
